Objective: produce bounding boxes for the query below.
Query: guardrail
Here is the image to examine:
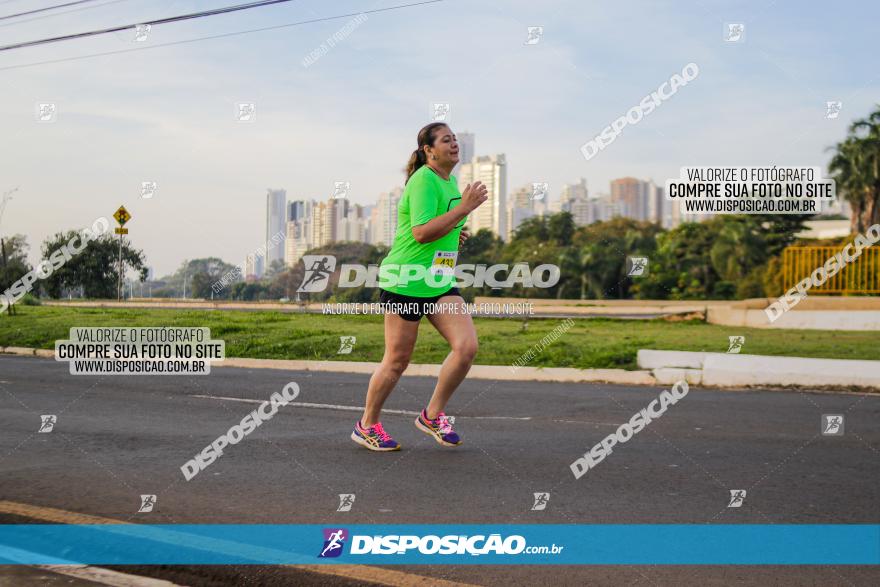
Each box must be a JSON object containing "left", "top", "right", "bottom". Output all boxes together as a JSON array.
[{"left": 782, "top": 246, "right": 880, "bottom": 294}]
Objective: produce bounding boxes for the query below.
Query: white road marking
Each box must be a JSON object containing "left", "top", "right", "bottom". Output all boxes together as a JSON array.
[
  {"left": 190, "top": 394, "right": 532, "bottom": 420},
  {"left": 37, "top": 565, "right": 183, "bottom": 587},
  {"left": 0, "top": 545, "right": 181, "bottom": 586},
  {"left": 552, "top": 419, "right": 622, "bottom": 427}
]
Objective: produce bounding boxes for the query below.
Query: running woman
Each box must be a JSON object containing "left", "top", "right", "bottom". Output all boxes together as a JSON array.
[{"left": 351, "top": 122, "right": 488, "bottom": 451}]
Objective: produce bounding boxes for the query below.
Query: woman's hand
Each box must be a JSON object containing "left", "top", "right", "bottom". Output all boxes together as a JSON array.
[
  {"left": 459, "top": 230, "right": 470, "bottom": 247},
  {"left": 461, "top": 181, "right": 488, "bottom": 212}
]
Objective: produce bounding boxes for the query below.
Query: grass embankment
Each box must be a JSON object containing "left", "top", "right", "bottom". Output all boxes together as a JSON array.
[{"left": 1, "top": 306, "right": 877, "bottom": 370}]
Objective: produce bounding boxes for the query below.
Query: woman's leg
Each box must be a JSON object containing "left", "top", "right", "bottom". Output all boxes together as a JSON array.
[
  {"left": 424, "top": 294, "right": 478, "bottom": 419},
  {"left": 361, "top": 311, "right": 420, "bottom": 427}
]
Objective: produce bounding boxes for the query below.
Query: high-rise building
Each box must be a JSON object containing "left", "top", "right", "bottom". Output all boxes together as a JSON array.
[
  {"left": 457, "top": 154, "right": 506, "bottom": 239},
  {"left": 560, "top": 178, "right": 588, "bottom": 212},
  {"left": 312, "top": 201, "right": 330, "bottom": 247},
  {"left": 284, "top": 199, "right": 316, "bottom": 267},
  {"left": 610, "top": 178, "right": 651, "bottom": 221},
  {"left": 507, "top": 184, "right": 539, "bottom": 240},
  {"left": 288, "top": 200, "right": 306, "bottom": 222},
  {"left": 569, "top": 197, "right": 598, "bottom": 226},
  {"left": 305, "top": 197, "right": 351, "bottom": 247},
  {"left": 593, "top": 195, "right": 619, "bottom": 222},
  {"left": 266, "top": 189, "right": 287, "bottom": 267},
  {"left": 373, "top": 187, "right": 402, "bottom": 246},
  {"left": 606, "top": 178, "right": 684, "bottom": 227},
  {"left": 452, "top": 131, "right": 475, "bottom": 179},
  {"left": 646, "top": 181, "right": 661, "bottom": 225},
  {"left": 339, "top": 203, "right": 366, "bottom": 242},
  {"left": 558, "top": 178, "right": 594, "bottom": 226},
  {"left": 248, "top": 254, "right": 264, "bottom": 279}
]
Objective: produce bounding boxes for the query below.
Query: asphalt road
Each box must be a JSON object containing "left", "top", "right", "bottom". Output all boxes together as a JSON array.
[{"left": 1, "top": 355, "right": 878, "bottom": 586}]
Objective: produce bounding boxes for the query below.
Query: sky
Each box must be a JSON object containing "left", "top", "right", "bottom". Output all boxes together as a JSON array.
[{"left": 1, "top": 0, "right": 878, "bottom": 276}]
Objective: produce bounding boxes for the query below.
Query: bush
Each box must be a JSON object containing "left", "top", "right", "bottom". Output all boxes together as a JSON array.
[
  {"left": 736, "top": 265, "right": 767, "bottom": 299},
  {"left": 762, "top": 257, "right": 785, "bottom": 297},
  {"left": 711, "top": 281, "right": 737, "bottom": 299},
  {"left": 20, "top": 293, "right": 41, "bottom": 306}
]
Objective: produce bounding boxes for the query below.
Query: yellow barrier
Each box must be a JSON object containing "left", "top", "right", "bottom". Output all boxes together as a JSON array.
[{"left": 782, "top": 246, "right": 880, "bottom": 294}]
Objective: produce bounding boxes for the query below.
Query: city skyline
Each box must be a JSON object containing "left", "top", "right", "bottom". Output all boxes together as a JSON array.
[{"left": 2, "top": 0, "right": 877, "bottom": 275}]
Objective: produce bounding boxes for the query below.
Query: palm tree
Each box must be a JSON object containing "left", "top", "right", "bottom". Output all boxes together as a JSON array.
[{"left": 828, "top": 106, "right": 880, "bottom": 233}]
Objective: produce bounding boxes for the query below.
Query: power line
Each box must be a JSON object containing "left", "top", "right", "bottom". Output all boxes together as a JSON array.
[
  {"left": 0, "top": 0, "right": 299, "bottom": 52},
  {"left": 0, "top": 0, "right": 443, "bottom": 71},
  {"left": 0, "top": 0, "right": 105, "bottom": 22},
  {"left": 0, "top": 0, "right": 135, "bottom": 30}
]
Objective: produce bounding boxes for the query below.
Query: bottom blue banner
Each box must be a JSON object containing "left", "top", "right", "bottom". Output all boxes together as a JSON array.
[{"left": 1, "top": 524, "right": 878, "bottom": 565}]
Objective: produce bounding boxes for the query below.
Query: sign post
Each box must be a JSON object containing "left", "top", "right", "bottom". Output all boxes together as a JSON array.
[{"left": 113, "top": 206, "right": 131, "bottom": 301}]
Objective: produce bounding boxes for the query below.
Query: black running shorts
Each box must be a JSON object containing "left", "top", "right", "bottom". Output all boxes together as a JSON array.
[{"left": 378, "top": 287, "right": 462, "bottom": 322}]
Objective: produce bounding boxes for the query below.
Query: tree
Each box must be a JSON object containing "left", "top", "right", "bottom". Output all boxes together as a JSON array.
[
  {"left": 264, "top": 258, "right": 286, "bottom": 280},
  {"left": 1, "top": 235, "right": 31, "bottom": 315},
  {"left": 235, "top": 282, "right": 268, "bottom": 301},
  {"left": 510, "top": 215, "right": 549, "bottom": 242},
  {"left": 0, "top": 234, "right": 29, "bottom": 266},
  {"left": 190, "top": 272, "right": 218, "bottom": 299},
  {"left": 460, "top": 228, "right": 501, "bottom": 263},
  {"left": 548, "top": 212, "right": 575, "bottom": 246},
  {"left": 828, "top": 105, "right": 880, "bottom": 232},
  {"left": 637, "top": 221, "right": 720, "bottom": 299},
  {"left": 159, "top": 257, "right": 239, "bottom": 299},
  {"left": 39, "top": 232, "right": 147, "bottom": 299},
  {"left": 578, "top": 218, "right": 660, "bottom": 299}
]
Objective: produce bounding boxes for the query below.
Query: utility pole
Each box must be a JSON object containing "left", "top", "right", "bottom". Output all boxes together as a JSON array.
[
  {"left": 1, "top": 187, "right": 19, "bottom": 316},
  {"left": 0, "top": 187, "right": 18, "bottom": 237},
  {"left": 117, "top": 236, "right": 123, "bottom": 301},
  {"left": 112, "top": 206, "right": 130, "bottom": 302},
  {"left": 0, "top": 239, "right": 10, "bottom": 315}
]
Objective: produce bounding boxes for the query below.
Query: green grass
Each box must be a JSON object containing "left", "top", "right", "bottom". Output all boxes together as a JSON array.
[{"left": 1, "top": 306, "right": 878, "bottom": 370}]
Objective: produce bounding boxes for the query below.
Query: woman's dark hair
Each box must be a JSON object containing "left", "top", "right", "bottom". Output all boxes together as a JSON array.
[{"left": 405, "top": 122, "right": 449, "bottom": 184}]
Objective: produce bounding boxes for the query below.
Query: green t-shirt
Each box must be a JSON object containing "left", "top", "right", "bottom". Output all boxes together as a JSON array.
[{"left": 379, "top": 165, "right": 467, "bottom": 297}]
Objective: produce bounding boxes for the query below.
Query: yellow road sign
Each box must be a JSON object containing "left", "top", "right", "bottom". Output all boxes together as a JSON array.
[
  {"left": 114, "top": 227, "right": 128, "bottom": 235},
  {"left": 113, "top": 205, "right": 131, "bottom": 226}
]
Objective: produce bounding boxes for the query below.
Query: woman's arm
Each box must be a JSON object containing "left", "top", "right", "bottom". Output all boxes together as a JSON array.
[
  {"left": 411, "top": 206, "right": 469, "bottom": 244},
  {"left": 411, "top": 181, "right": 488, "bottom": 244}
]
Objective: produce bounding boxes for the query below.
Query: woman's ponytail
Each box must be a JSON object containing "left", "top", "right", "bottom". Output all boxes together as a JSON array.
[
  {"left": 404, "top": 122, "right": 449, "bottom": 184},
  {"left": 405, "top": 148, "right": 427, "bottom": 183}
]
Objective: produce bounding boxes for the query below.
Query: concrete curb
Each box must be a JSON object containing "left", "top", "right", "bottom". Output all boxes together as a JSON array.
[
  {"left": 707, "top": 306, "right": 880, "bottom": 331},
  {"left": 0, "top": 346, "right": 656, "bottom": 386},
  {"left": 638, "top": 349, "right": 880, "bottom": 390}
]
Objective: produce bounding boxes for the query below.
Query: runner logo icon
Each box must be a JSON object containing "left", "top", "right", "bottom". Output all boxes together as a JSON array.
[
  {"left": 138, "top": 494, "right": 156, "bottom": 513},
  {"left": 337, "top": 494, "right": 355, "bottom": 512},
  {"left": 38, "top": 415, "right": 57, "bottom": 433},
  {"left": 319, "top": 528, "right": 348, "bottom": 558},
  {"left": 298, "top": 255, "right": 336, "bottom": 292},
  {"left": 627, "top": 256, "right": 648, "bottom": 276},
  {"left": 727, "top": 336, "right": 745, "bottom": 353},
  {"left": 727, "top": 489, "right": 746, "bottom": 508},
  {"left": 531, "top": 492, "right": 549, "bottom": 511},
  {"left": 822, "top": 414, "right": 844, "bottom": 435}
]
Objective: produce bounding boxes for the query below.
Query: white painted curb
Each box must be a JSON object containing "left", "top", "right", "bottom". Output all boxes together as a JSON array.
[
  {"left": 638, "top": 349, "right": 880, "bottom": 390},
  {"left": 637, "top": 350, "right": 706, "bottom": 369}
]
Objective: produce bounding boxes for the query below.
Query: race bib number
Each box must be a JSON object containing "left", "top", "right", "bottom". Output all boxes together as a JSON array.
[{"left": 430, "top": 250, "right": 458, "bottom": 276}]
